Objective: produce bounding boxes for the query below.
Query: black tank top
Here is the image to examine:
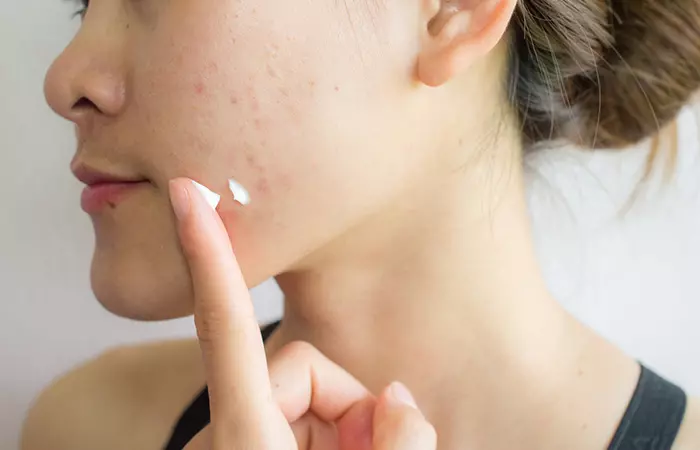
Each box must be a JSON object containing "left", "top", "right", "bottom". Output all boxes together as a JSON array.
[{"left": 164, "top": 322, "right": 687, "bottom": 450}]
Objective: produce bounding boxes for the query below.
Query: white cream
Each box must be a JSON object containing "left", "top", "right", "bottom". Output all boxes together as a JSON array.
[
  {"left": 228, "top": 178, "right": 251, "bottom": 206},
  {"left": 191, "top": 180, "right": 221, "bottom": 210}
]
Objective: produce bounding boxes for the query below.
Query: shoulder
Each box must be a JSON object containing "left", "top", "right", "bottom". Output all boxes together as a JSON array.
[
  {"left": 674, "top": 396, "right": 700, "bottom": 450},
  {"left": 21, "top": 339, "right": 205, "bottom": 450}
]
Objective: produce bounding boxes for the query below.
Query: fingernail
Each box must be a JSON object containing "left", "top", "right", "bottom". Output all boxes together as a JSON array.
[
  {"left": 169, "top": 180, "right": 191, "bottom": 221},
  {"left": 191, "top": 180, "right": 221, "bottom": 210},
  {"left": 388, "top": 382, "right": 418, "bottom": 409}
]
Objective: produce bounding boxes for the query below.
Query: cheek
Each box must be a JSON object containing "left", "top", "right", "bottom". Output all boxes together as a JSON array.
[
  {"left": 131, "top": 1, "right": 403, "bottom": 227},
  {"left": 134, "top": 24, "right": 318, "bottom": 164}
]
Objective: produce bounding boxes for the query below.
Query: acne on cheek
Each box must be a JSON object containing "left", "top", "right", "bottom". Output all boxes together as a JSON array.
[
  {"left": 248, "top": 86, "right": 261, "bottom": 113},
  {"left": 233, "top": 78, "right": 281, "bottom": 199},
  {"left": 244, "top": 153, "right": 271, "bottom": 196},
  {"left": 191, "top": 62, "right": 221, "bottom": 96},
  {"left": 188, "top": 39, "right": 303, "bottom": 199},
  {"left": 256, "top": 178, "right": 271, "bottom": 195},
  {"left": 243, "top": 152, "right": 294, "bottom": 198}
]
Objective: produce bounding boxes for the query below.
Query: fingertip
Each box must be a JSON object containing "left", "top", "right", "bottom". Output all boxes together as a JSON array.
[
  {"left": 168, "top": 177, "right": 232, "bottom": 266},
  {"left": 385, "top": 382, "right": 418, "bottom": 410},
  {"left": 170, "top": 178, "right": 221, "bottom": 216},
  {"left": 373, "top": 385, "right": 436, "bottom": 450}
]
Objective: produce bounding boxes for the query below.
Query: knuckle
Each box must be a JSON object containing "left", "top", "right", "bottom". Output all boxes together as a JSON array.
[
  {"left": 277, "top": 340, "right": 320, "bottom": 361},
  {"left": 193, "top": 308, "right": 228, "bottom": 344}
]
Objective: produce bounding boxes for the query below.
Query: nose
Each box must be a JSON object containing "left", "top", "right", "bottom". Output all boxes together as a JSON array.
[{"left": 44, "top": 23, "right": 127, "bottom": 130}]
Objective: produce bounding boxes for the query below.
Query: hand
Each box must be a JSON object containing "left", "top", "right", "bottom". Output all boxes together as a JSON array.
[{"left": 168, "top": 178, "right": 437, "bottom": 450}]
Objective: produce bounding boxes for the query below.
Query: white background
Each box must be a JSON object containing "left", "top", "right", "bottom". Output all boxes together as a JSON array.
[{"left": 1, "top": 1, "right": 699, "bottom": 449}]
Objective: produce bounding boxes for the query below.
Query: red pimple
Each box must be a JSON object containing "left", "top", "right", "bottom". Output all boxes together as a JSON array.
[
  {"left": 256, "top": 178, "right": 270, "bottom": 195},
  {"left": 247, "top": 86, "right": 260, "bottom": 111},
  {"left": 245, "top": 154, "right": 264, "bottom": 173}
]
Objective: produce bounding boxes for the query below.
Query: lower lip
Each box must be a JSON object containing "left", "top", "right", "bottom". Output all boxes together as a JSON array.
[{"left": 81, "top": 182, "right": 148, "bottom": 213}]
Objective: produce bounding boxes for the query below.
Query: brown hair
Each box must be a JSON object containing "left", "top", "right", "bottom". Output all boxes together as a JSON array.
[{"left": 508, "top": 0, "right": 700, "bottom": 151}]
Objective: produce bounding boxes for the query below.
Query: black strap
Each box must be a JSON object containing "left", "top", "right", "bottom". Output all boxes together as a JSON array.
[
  {"left": 163, "top": 385, "right": 209, "bottom": 450},
  {"left": 164, "top": 321, "right": 281, "bottom": 450},
  {"left": 607, "top": 365, "right": 687, "bottom": 450}
]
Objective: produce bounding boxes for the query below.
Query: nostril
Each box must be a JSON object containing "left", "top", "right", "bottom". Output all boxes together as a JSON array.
[{"left": 72, "top": 96, "right": 97, "bottom": 111}]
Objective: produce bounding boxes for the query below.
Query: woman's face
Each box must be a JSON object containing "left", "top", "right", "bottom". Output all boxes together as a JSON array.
[{"left": 45, "top": 0, "right": 484, "bottom": 319}]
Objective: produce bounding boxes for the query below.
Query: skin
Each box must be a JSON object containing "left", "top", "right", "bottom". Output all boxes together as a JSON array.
[{"left": 21, "top": 0, "right": 700, "bottom": 448}]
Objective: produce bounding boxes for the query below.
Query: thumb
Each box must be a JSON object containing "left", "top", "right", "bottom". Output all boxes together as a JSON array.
[{"left": 372, "top": 383, "right": 437, "bottom": 450}]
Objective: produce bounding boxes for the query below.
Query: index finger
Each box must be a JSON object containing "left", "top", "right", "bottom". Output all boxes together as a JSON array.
[{"left": 168, "top": 178, "right": 273, "bottom": 423}]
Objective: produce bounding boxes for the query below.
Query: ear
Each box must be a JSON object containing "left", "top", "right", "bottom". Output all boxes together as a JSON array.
[{"left": 417, "top": 0, "right": 518, "bottom": 87}]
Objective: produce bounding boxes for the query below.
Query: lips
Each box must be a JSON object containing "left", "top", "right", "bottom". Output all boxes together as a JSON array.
[
  {"left": 80, "top": 181, "right": 148, "bottom": 213},
  {"left": 72, "top": 163, "right": 144, "bottom": 186},
  {"left": 72, "top": 164, "right": 148, "bottom": 213}
]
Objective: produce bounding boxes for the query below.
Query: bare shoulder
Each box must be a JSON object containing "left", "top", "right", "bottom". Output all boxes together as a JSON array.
[
  {"left": 674, "top": 396, "right": 700, "bottom": 450},
  {"left": 21, "top": 339, "right": 205, "bottom": 450}
]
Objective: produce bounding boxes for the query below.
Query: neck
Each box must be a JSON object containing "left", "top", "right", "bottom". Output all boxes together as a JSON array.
[{"left": 272, "top": 140, "right": 638, "bottom": 449}]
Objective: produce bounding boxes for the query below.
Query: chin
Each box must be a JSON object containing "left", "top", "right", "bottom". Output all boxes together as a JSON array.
[
  {"left": 90, "top": 246, "right": 195, "bottom": 321},
  {"left": 86, "top": 194, "right": 285, "bottom": 320},
  {"left": 88, "top": 234, "right": 278, "bottom": 321}
]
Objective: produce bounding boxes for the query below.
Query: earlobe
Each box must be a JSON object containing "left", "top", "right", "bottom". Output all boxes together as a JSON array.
[{"left": 417, "top": 0, "right": 518, "bottom": 87}]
